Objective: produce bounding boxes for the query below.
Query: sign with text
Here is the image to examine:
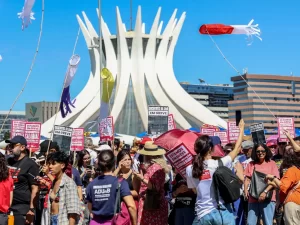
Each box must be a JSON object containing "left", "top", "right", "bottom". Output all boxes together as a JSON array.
[
  {"left": 201, "top": 127, "right": 218, "bottom": 136},
  {"left": 99, "top": 116, "right": 114, "bottom": 141},
  {"left": 250, "top": 123, "right": 266, "bottom": 145},
  {"left": 165, "top": 144, "right": 194, "bottom": 179},
  {"left": 10, "top": 120, "right": 26, "bottom": 138},
  {"left": 24, "top": 122, "right": 41, "bottom": 149},
  {"left": 70, "top": 128, "right": 84, "bottom": 151},
  {"left": 213, "top": 131, "right": 229, "bottom": 146},
  {"left": 53, "top": 126, "right": 73, "bottom": 154},
  {"left": 148, "top": 106, "right": 169, "bottom": 136},
  {"left": 227, "top": 121, "right": 240, "bottom": 143},
  {"left": 277, "top": 117, "right": 295, "bottom": 142},
  {"left": 168, "top": 114, "right": 176, "bottom": 130}
]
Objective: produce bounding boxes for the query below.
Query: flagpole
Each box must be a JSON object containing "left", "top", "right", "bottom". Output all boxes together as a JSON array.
[{"left": 98, "top": 0, "right": 102, "bottom": 93}]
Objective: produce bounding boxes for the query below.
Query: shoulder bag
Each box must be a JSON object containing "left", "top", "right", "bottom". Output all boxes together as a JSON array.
[{"left": 249, "top": 166, "right": 273, "bottom": 200}]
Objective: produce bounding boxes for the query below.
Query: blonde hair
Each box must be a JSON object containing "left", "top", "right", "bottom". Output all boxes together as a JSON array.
[{"left": 145, "top": 155, "right": 170, "bottom": 174}]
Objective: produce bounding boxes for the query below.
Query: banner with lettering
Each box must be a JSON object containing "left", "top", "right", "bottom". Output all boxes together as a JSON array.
[
  {"left": 277, "top": 117, "right": 295, "bottom": 142},
  {"left": 24, "top": 122, "right": 42, "bottom": 149},
  {"left": 168, "top": 114, "right": 176, "bottom": 130},
  {"left": 165, "top": 144, "right": 194, "bottom": 179},
  {"left": 99, "top": 116, "right": 114, "bottom": 141},
  {"left": 227, "top": 121, "right": 240, "bottom": 143},
  {"left": 71, "top": 128, "right": 85, "bottom": 151},
  {"left": 148, "top": 106, "right": 169, "bottom": 135},
  {"left": 213, "top": 131, "right": 229, "bottom": 146},
  {"left": 53, "top": 125, "right": 73, "bottom": 154},
  {"left": 10, "top": 120, "right": 26, "bottom": 138},
  {"left": 250, "top": 123, "right": 266, "bottom": 145}
]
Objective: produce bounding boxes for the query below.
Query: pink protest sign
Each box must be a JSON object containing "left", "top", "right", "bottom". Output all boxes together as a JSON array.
[
  {"left": 277, "top": 117, "right": 295, "bottom": 142},
  {"left": 99, "top": 116, "right": 114, "bottom": 141},
  {"left": 24, "top": 122, "right": 41, "bottom": 149},
  {"left": 227, "top": 121, "right": 240, "bottom": 143},
  {"left": 10, "top": 120, "right": 26, "bottom": 138},
  {"left": 165, "top": 144, "right": 194, "bottom": 179},
  {"left": 168, "top": 114, "right": 176, "bottom": 130},
  {"left": 71, "top": 128, "right": 85, "bottom": 151},
  {"left": 201, "top": 127, "right": 217, "bottom": 136},
  {"left": 213, "top": 131, "right": 229, "bottom": 146}
]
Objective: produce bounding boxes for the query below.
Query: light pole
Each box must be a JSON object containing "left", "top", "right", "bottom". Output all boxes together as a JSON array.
[{"left": 98, "top": 0, "right": 102, "bottom": 91}]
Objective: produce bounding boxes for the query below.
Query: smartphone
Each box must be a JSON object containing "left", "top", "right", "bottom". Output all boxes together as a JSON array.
[
  {"left": 28, "top": 173, "right": 37, "bottom": 180},
  {"left": 87, "top": 165, "right": 93, "bottom": 170},
  {"left": 236, "top": 110, "right": 242, "bottom": 126}
]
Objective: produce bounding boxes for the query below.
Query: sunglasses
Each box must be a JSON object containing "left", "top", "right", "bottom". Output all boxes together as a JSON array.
[
  {"left": 256, "top": 150, "right": 266, "bottom": 154},
  {"left": 278, "top": 143, "right": 286, "bottom": 146}
]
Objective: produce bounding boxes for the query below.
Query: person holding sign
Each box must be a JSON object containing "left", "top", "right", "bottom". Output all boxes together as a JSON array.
[{"left": 186, "top": 120, "right": 245, "bottom": 225}]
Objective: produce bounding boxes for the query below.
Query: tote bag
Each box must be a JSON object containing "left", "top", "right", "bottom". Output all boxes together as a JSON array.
[{"left": 249, "top": 167, "right": 273, "bottom": 200}]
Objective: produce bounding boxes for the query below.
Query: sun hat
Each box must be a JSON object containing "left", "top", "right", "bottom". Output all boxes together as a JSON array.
[{"left": 138, "top": 141, "right": 166, "bottom": 156}]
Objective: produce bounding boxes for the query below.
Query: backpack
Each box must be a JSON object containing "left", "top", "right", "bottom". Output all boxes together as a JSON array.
[{"left": 212, "top": 159, "right": 241, "bottom": 208}]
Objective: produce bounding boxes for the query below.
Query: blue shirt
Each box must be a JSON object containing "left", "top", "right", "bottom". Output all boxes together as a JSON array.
[
  {"left": 86, "top": 175, "right": 131, "bottom": 217},
  {"left": 72, "top": 167, "right": 83, "bottom": 186}
]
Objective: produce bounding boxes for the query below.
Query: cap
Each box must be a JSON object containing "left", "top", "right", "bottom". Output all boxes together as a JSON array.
[
  {"left": 5, "top": 136, "right": 27, "bottom": 146},
  {"left": 140, "top": 137, "right": 152, "bottom": 145},
  {"left": 242, "top": 140, "right": 254, "bottom": 150},
  {"left": 267, "top": 141, "right": 277, "bottom": 147},
  {"left": 210, "top": 136, "right": 221, "bottom": 146},
  {"left": 95, "top": 144, "right": 111, "bottom": 151}
]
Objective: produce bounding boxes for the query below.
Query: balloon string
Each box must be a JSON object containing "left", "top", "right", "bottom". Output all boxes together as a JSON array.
[
  {"left": 205, "top": 29, "right": 277, "bottom": 119},
  {"left": 0, "top": 0, "right": 45, "bottom": 134}
]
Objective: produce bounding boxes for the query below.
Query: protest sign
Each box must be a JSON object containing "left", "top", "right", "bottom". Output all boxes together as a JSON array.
[
  {"left": 277, "top": 117, "right": 295, "bottom": 142},
  {"left": 10, "top": 120, "right": 26, "bottom": 138},
  {"left": 24, "top": 122, "right": 41, "bottom": 150},
  {"left": 227, "top": 121, "right": 240, "bottom": 143},
  {"left": 165, "top": 144, "right": 194, "bottom": 179},
  {"left": 168, "top": 114, "right": 176, "bottom": 130},
  {"left": 148, "top": 106, "right": 169, "bottom": 135},
  {"left": 213, "top": 131, "right": 229, "bottom": 146},
  {"left": 70, "top": 128, "right": 84, "bottom": 151},
  {"left": 99, "top": 116, "right": 114, "bottom": 141},
  {"left": 250, "top": 123, "right": 266, "bottom": 145},
  {"left": 53, "top": 125, "right": 73, "bottom": 154}
]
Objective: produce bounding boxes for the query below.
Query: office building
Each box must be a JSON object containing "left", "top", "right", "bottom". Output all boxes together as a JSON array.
[
  {"left": 181, "top": 83, "right": 234, "bottom": 120},
  {"left": 0, "top": 111, "right": 26, "bottom": 140},
  {"left": 25, "top": 102, "right": 60, "bottom": 123},
  {"left": 228, "top": 74, "right": 300, "bottom": 131}
]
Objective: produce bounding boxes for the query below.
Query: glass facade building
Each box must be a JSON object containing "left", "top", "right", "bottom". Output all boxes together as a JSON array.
[{"left": 0, "top": 111, "right": 26, "bottom": 140}]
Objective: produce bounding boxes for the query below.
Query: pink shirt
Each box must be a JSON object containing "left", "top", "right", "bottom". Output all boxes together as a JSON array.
[{"left": 244, "top": 160, "right": 279, "bottom": 203}]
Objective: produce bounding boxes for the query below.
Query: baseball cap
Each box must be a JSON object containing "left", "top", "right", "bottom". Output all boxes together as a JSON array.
[
  {"left": 5, "top": 135, "right": 27, "bottom": 146},
  {"left": 242, "top": 140, "right": 254, "bottom": 150},
  {"left": 267, "top": 141, "right": 277, "bottom": 147}
]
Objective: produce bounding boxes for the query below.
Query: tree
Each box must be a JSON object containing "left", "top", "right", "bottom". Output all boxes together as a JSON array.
[{"left": 3, "top": 131, "right": 10, "bottom": 140}]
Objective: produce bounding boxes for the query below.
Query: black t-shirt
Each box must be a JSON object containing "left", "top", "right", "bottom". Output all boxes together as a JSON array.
[
  {"left": 7, "top": 156, "right": 39, "bottom": 209},
  {"left": 172, "top": 174, "right": 196, "bottom": 208}
]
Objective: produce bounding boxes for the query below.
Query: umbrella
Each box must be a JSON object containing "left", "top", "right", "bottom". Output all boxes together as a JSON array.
[
  {"left": 136, "top": 131, "right": 148, "bottom": 138},
  {"left": 154, "top": 129, "right": 201, "bottom": 154}
]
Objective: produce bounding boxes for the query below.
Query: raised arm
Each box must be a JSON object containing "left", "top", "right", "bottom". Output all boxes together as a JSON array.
[
  {"left": 284, "top": 129, "right": 300, "bottom": 152},
  {"left": 228, "top": 119, "right": 245, "bottom": 161}
]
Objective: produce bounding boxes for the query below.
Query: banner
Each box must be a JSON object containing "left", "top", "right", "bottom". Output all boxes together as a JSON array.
[
  {"left": 250, "top": 123, "right": 266, "bottom": 145},
  {"left": 165, "top": 144, "right": 193, "bottom": 179},
  {"left": 227, "top": 121, "right": 240, "bottom": 143},
  {"left": 53, "top": 125, "right": 73, "bottom": 154},
  {"left": 277, "top": 117, "right": 295, "bottom": 142},
  {"left": 70, "top": 128, "right": 84, "bottom": 151},
  {"left": 168, "top": 114, "right": 176, "bottom": 130},
  {"left": 213, "top": 131, "right": 228, "bottom": 146},
  {"left": 99, "top": 116, "right": 114, "bottom": 141},
  {"left": 148, "top": 106, "right": 169, "bottom": 136},
  {"left": 24, "top": 122, "right": 41, "bottom": 149},
  {"left": 10, "top": 120, "right": 26, "bottom": 138}
]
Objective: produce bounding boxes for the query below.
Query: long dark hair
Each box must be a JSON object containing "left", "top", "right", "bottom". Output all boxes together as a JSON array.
[
  {"left": 251, "top": 144, "right": 273, "bottom": 163},
  {"left": 77, "top": 150, "right": 90, "bottom": 168},
  {"left": 192, "top": 135, "right": 213, "bottom": 178},
  {"left": 0, "top": 153, "right": 9, "bottom": 182},
  {"left": 116, "top": 149, "right": 132, "bottom": 166}
]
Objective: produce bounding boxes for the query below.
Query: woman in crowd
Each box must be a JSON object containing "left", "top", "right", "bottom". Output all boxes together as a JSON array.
[
  {"left": 86, "top": 150, "right": 137, "bottom": 225},
  {"left": 114, "top": 150, "right": 139, "bottom": 202},
  {"left": 266, "top": 148, "right": 300, "bottom": 225},
  {"left": 0, "top": 153, "right": 13, "bottom": 225},
  {"left": 186, "top": 119, "right": 244, "bottom": 225},
  {"left": 133, "top": 141, "right": 169, "bottom": 225},
  {"left": 244, "top": 144, "right": 279, "bottom": 225},
  {"left": 76, "top": 150, "right": 94, "bottom": 187}
]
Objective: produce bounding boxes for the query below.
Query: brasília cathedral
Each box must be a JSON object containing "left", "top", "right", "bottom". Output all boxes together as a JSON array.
[{"left": 41, "top": 6, "right": 227, "bottom": 137}]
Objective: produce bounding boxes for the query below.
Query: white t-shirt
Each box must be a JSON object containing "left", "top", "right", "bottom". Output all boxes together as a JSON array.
[{"left": 186, "top": 155, "right": 232, "bottom": 219}]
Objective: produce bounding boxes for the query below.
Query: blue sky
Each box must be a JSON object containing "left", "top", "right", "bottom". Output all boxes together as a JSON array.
[{"left": 0, "top": 0, "right": 300, "bottom": 111}]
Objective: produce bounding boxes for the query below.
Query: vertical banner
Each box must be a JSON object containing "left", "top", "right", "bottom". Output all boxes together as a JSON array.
[
  {"left": 70, "top": 128, "right": 85, "bottom": 151},
  {"left": 99, "top": 116, "right": 114, "bottom": 141},
  {"left": 213, "top": 131, "right": 229, "bottom": 146},
  {"left": 227, "top": 121, "right": 240, "bottom": 143},
  {"left": 24, "top": 122, "right": 42, "bottom": 150},
  {"left": 277, "top": 117, "right": 295, "bottom": 142},
  {"left": 250, "top": 123, "right": 266, "bottom": 145},
  {"left": 165, "top": 144, "right": 194, "bottom": 179},
  {"left": 10, "top": 120, "right": 26, "bottom": 138},
  {"left": 168, "top": 114, "right": 176, "bottom": 130},
  {"left": 53, "top": 126, "right": 73, "bottom": 154},
  {"left": 148, "top": 106, "right": 169, "bottom": 136}
]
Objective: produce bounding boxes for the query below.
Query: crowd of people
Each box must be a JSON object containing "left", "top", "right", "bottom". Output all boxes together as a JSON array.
[{"left": 0, "top": 119, "right": 300, "bottom": 225}]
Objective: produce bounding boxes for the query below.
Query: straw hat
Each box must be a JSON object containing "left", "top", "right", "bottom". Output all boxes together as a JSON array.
[{"left": 138, "top": 141, "right": 166, "bottom": 156}]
